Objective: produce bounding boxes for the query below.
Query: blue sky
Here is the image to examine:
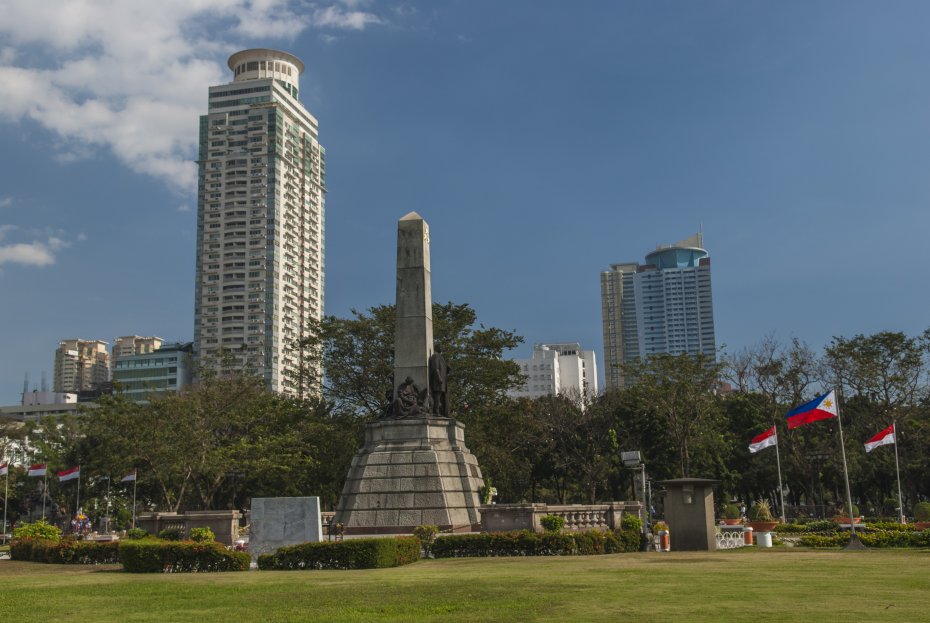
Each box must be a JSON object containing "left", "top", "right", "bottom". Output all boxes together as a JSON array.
[{"left": 1, "top": 1, "right": 929, "bottom": 404}]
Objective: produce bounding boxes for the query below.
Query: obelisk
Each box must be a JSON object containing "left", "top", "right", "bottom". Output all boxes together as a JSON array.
[
  {"left": 332, "top": 213, "right": 485, "bottom": 534},
  {"left": 394, "top": 212, "right": 433, "bottom": 401}
]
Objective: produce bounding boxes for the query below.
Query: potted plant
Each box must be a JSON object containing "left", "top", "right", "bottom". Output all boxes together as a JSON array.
[
  {"left": 721, "top": 503, "right": 742, "bottom": 525},
  {"left": 747, "top": 499, "right": 778, "bottom": 533},
  {"left": 832, "top": 504, "right": 861, "bottom": 524},
  {"left": 912, "top": 502, "right": 930, "bottom": 530}
]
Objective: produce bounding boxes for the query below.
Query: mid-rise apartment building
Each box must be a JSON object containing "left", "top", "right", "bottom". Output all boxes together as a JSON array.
[
  {"left": 510, "top": 342, "right": 598, "bottom": 401},
  {"left": 53, "top": 339, "right": 110, "bottom": 393}
]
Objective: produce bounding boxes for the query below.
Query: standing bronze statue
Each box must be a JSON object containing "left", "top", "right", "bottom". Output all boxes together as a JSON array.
[{"left": 429, "top": 342, "right": 450, "bottom": 417}]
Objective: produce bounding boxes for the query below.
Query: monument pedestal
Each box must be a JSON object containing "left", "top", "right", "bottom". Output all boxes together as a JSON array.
[{"left": 334, "top": 417, "right": 484, "bottom": 534}]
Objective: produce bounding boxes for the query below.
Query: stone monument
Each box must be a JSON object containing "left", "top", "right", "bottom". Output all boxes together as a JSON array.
[
  {"left": 333, "top": 212, "right": 484, "bottom": 533},
  {"left": 250, "top": 497, "right": 323, "bottom": 558}
]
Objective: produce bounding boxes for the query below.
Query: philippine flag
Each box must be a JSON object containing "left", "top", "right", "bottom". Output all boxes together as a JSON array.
[
  {"left": 58, "top": 466, "right": 80, "bottom": 482},
  {"left": 749, "top": 426, "right": 778, "bottom": 454},
  {"left": 864, "top": 424, "right": 896, "bottom": 453},
  {"left": 121, "top": 470, "right": 137, "bottom": 483},
  {"left": 27, "top": 463, "right": 47, "bottom": 477},
  {"left": 786, "top": 390, "right": 839, "bottom": 429},
  {"left": 0, "top": 462, "right": 8, "bottom": 476}
]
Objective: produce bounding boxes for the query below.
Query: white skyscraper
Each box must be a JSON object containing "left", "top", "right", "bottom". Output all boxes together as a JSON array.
[
  {"left": 601, "top": 233, "right": 716, "bottom": 389},
  {"left": 194, "top": 49, "right": 326, "bottom": 394}
]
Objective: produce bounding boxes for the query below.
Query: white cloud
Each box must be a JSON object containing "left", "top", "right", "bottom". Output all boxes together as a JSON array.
[
  {"left": 0, "top": 233, "right": 67, "bottom": 267},
  {"left": 313, "top": 5, "right": 382, "bottom": 30},
  {"left": 0, "top": 1, "right": 385, "bottom": 196},
  {"left": 0, "top": 197, "right": 12, "bottom": 208},
  {"left": 177, "top": 204, "right": 192, "bottom": 213}
]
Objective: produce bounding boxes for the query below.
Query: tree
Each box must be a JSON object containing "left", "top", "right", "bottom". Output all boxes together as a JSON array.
[
  {"left": 298, "top": 301, "right": 525, "bottom": 419},
  {"left": 621, "top": 353, "right": 725, "bottom": 478}
]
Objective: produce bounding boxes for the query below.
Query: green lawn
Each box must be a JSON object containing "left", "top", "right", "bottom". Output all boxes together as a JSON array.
[{"left": 1, "top": 549, "right": 928, "bottom": 622}]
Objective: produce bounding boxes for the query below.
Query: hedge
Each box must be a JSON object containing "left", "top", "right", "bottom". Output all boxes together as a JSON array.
[
  {"left": 799, "top": 528, "right": 930, "bottom": 549},
  {"left": 11, "top": 538, "right": 120, "bottom": 564},
  {"left": 431, "top": 529, "right": 640, "bottom": 558},
  {"left": 119, "top": 540, "right": 250, "bottom": 573},
  {"left": 257, "top": 537, "right": 421, "bottom": 570}
]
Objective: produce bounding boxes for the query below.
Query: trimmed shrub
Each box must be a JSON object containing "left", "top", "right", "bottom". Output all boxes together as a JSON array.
[
  {"left": 12, "top": 520, "right": 61, "bottom": 543},
  {"left": 722, "top": 504, "right": 741, "bottom": 520},
  {"left": 412, "top": 525, "right": 439, "bottom": 557},
  {"left": 913, "top": 502, "right": 930, "bottom": 522},
  {"left": 431, "top": 529, "right": 638, "bottom": 558},
  {"left": 125, "top": 528, "right": 150, "bottom": 540},
  {"left": 804, "top": 520, "right": 838, "bottom": 533},
  {"left": 158, "top": 528, "right": 183, "bottom": 541},
  {"left": 620, "top": 514, "right": 642, "bottom": 533},
  {"left": 774, "top": 523, "right": 805, "bottom": 534},
  {"left": 258, "top": 537, "right": 421, "bottom": 570},
  {"left": 119, "top": 540, "right": 250, "bottom": 573},
  {"left": 614, "top": 529, "right": 641, "bottom": 553},
  {"left": 11, "top": 537, "right": 120, "bottom": 564},
  {"left": 190, "top": 527, "right": 215, "bottom": 543},
  {"left": 800, "top": 528, "right": 930, "bottom": 549},
  {"left": 798, "top": 534, "right": 848, "bottom": 548},
  {"left": 540, "top": 515, "right": 566, "bottom": 533}
]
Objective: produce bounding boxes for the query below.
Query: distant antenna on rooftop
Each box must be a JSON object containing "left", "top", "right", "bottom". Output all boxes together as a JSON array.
[{"left": 23, "top": 372, "right": 29, "bottom": 398}]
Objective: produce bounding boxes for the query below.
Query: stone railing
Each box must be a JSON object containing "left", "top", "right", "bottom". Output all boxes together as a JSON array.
[
  {"left": 480, "top": 502, "right": 642, "bottom": 533},
  {"left": 136, "top": 510, "right": 241, "bottom": 545}
]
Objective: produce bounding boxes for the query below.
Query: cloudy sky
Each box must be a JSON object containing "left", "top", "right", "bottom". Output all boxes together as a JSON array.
[{"left": 1, "top": 0, "right": 929, "bottom": 403}]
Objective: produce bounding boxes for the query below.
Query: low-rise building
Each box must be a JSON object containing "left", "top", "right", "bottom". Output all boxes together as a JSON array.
[{"left": 112, "top": 342, "right": 194, "bottom": 403}]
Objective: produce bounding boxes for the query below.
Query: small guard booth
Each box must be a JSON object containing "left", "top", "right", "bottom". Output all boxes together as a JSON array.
[{"left": 658, "top": 478, "right": 719, "bottom": 551}]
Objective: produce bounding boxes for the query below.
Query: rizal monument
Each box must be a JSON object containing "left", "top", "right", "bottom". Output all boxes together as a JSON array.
[{"left": 333, "top": 212, "right": 485, "bottom": 533}]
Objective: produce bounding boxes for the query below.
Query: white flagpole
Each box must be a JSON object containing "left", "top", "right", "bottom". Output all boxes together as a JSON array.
[
  {"left": 42, "top": 468, "right": 48, "bottom": 521},
  {"left": 105, "top": 475, "right": 111, "bottom": 533},
  {"left": 75, "top": 467, "right": 81, "bottom": 520},
  {"left": 773, "top": 425, "right": 787, "bottom": 523},
  {"left": 132, "top": 473, "right": 138, "bottom": 529},
  {"left": 834, "top": 394, "right": 860, "bottom": 543},
  {"left": 892, "top": 421, "right": 905, "bottom": 524},
  {"left": 3, "top": 467, "right": 8, "bottom": 535}
]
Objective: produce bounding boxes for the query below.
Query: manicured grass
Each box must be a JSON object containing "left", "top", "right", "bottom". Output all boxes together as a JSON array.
[{"left": 1, "top": 549, "right": 929, "bottom": 622}]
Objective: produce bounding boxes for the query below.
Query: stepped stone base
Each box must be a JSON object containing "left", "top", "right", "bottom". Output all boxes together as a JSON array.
[{"left": 334, "top": 417, "right": 484, "bottom": 533}]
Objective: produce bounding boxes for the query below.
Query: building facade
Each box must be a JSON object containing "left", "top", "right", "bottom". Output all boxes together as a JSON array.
[
  {"left": 193, "top": 49, "right": 326, "bottom": 394},
  {"left": 112, "top": 342, "right": 194, "bottom": 403},
  {"left": 600, "top": 233, "right": 716, "bottom": 389},
  {"left": 112, "top": 336, "right": 164, "bottom": 365},
  {"left": 53, "top": 339, "right": 110, "bottom": 393},
  {"left": 510, "top": 342, "right": 598, "bottom": 401}
]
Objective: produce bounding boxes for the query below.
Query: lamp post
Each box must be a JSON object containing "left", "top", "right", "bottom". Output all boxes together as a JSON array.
[{"left": 621, "top": 450, "right": 647, "bottom": 537}]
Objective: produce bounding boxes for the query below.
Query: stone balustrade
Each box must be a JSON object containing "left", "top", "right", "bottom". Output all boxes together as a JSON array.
[
  {"left": 135, "top": 510, "right": 241, "bottom": 545},
  {"left": 480, "top": 501, "right": 642, "bottom": 533}
]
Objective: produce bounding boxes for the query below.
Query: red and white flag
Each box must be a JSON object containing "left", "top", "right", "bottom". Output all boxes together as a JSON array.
[
  {"left": 0, "top": 462, "right": 8, "bottom": 476},
  {"left": 864, "top": 424, "right": 896, "bottom": 453},
  {"left": 28, "top": 463, "right": 47, "bottom": 477},
  {"left": 121, "top": 470, "right": 137, "bottom": 483},
  {"left": 58, "top": 465, "right": 81, "bottom": 482},
  {"left": 749, "top": 426, "right": 778, "bottom": 454}
]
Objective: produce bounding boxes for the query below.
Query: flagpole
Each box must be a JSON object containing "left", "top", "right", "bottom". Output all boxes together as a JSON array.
[
  {"left": 42, "top": 468, "right": 47, "bottom": 521},
  {"left": 834, "top": 395, "right": 861, "bottom": 546},
  {"left": 3, "top": 467, "right": 8, "bottom": 535},
  {"left": 105, "top": 475, "right": 111, "bottom": 533},
  {"left": 774, "top": 425, "right": 787, "bottom": 524},
  {"left": 132, "top": 474, "right": 137, "bottom": 530},
  {"left": 892, "top": 420, "right": 905, "bottom": 524},
  {"left": 75, "top": 466, "right": 81, "bottom": 520}
]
